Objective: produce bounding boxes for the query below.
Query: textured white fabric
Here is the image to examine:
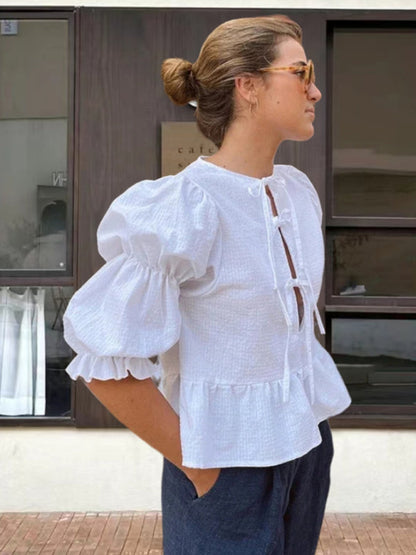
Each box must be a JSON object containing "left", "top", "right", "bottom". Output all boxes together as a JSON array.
[{"left": 63, "top": 156, "right": 351, "bottom": 468}]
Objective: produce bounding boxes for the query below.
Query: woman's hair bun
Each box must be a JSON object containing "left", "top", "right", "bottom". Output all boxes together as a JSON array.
[{"left": 161, "top": 58, "right": 197, "bottom": 105}]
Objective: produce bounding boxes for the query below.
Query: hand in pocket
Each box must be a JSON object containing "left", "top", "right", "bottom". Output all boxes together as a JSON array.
[{"left": 184, "top": 467, "right": 222, "bottom": 499}]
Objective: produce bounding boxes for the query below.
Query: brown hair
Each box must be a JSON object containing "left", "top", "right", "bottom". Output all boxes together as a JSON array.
[{"left": 161, "top": 15, "right": 302, "bottom": 147}]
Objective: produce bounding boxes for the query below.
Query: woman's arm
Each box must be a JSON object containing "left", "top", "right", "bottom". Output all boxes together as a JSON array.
[{"left": 86, "top": 375, "right": 220, "bottom": 497}]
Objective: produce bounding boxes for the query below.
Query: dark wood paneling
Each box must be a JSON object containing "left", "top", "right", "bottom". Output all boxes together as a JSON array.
[
  {"left": 0, "top": 417, "right": 74, "bottom": 426},
  {"left": 326, "top": 305, "right": 416, "bottom": 313},
  {"left": 328, "top": 217, "right": 416, "bottom": 227},
  {"left": 75, "top": 379, "right": 124, "bottom": 427},
  {"left": 330, "top": 414, "right": 416, "bottom": 429}
]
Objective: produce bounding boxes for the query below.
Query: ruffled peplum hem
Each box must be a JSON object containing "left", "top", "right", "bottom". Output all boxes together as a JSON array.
[
  {"left": 311, "top": 341, "right": 352, "bottom": 422},
  {"left": 178, "top": 360, "right": 351, "bottom": 469},
  {"left": 65, "top": 353, "right": 161, "bottom": 383}
]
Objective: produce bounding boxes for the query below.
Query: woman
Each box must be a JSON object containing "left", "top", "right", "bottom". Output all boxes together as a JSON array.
[{"left": 63, "top": 14, "right": 351, "bottom": 554}]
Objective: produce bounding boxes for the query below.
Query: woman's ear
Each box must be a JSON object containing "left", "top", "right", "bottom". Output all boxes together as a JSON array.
[{"left": 234, "top": 73, "right": 262, "bottom": 107}]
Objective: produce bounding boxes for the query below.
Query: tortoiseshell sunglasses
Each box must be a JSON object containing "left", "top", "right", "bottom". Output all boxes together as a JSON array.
[{"left": 258, "top": 59, "right": 315, "bottom": 88}]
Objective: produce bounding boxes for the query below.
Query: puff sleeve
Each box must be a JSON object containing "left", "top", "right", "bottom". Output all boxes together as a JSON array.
[
  {"left": 286, "top": 166, "right": 322, "bottom": 225},
  {"left": 63, "top": 174, "right": 220, "bottom": 382},
  {"left": 297, "top": 169, "right": 323, "bottom": 225}
]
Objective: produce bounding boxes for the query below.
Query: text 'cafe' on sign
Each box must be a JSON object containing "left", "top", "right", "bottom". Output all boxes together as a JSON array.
[{"left": 161, "top": 122, "right": 218, "bottom": 176}]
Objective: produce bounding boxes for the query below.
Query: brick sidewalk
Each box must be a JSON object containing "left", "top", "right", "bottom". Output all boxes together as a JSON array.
[{"left": 1, "top": 512, "right": 415, "bottom": 554}]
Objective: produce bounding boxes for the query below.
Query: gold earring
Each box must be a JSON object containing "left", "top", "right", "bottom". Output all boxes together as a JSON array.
[{"left": 249, "top": 97, "right": 259, "bottom": 114}]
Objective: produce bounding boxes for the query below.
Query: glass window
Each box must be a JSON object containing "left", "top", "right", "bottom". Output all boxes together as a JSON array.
[
  {"left": 331, "top": 317, "right": 416, "bottom": 405},
  {"left": 332, "top": 29, "right": 416, "bottom": 218},
  {"left": 0, "top": 19, "right": 70, "bottom": 271},
  {"left": 0, "top": 286, "right": 73, "bottom": 417},
  {"left": 0, "top": 16, "right": 73, "bottom": 422},
  {"left": 331, "top": 231, "right": 416, "bottom": 297}
]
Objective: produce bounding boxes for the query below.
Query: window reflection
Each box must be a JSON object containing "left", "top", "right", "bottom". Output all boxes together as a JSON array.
[
  {"left": 332, "top": 30, "right": 416, "bottom": 217},
  {"left": 0, "top": 286, "right": 73, "bottom": 417},
  {"left": 0, "top": 19, "right": 69, "bottom": 270},
  {"left": 22, "top": 200, "right": 67, "bottom": 270},
  {"left": 332, "top": 232, "right": 416, "bottom": 297},
  {"left": 331, "top": 318, "right": 416, "bottom": 405}
]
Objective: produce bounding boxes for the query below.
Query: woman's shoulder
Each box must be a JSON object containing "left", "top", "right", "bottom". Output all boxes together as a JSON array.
[
  {"left": 274, "top": 163, "right": 312, "bottom": 185},
  {"left": 97, "top": 168, "right": 220, "bottom": 263},
  {"left": 112, "top": 167, "right": 214, "bottom": 210},
  {"left": 275, "top": 164, "right": 322, "bottom": 222},
  {"left": 101, "top": 168, "right": 219, "bottom": 234}
]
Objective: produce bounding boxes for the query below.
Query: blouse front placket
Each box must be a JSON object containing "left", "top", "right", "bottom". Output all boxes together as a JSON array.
[{"left": 249, "top": 174, "right": 326, "bottom": 405}]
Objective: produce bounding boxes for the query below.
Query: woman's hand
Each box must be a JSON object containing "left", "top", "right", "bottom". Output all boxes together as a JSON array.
[
  {"left": 85, "top": 377, "right": 222, "bottom": 500},
  {"left": 183, "top": 466, "right": 221, "bottom": 498}
]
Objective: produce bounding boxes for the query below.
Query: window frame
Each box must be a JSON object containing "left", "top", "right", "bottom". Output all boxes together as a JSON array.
[
  {"left": 325, "top": 17, "right": 416, "bottom": 428},
  {"left": 0, "top": 8, "right": 77, "bottom": 426},
  {"left": 325, "top": 227, "right": 416, "bottom": 307},
  {"left": 326, "top": 21, "right": 416, "bottom": 230},
  {"left": 325, "top": 311, "right": 416, "bottom": 428},
  {"left": 0, "top": 8, "right": 77, "bottom": 288}
]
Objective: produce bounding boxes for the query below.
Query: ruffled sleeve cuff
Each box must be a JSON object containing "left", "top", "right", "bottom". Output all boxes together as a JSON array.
[{"left": 65, "top": 353, "right": 161, "bottom": 383}]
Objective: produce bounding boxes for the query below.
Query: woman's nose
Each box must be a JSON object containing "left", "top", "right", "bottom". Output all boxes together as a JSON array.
[{"left": 308, "top": 82, "right": 322, "bottom": 102}]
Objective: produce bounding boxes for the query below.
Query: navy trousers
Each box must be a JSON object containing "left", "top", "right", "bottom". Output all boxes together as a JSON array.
[{"left": 161, "top": 419, "right": 334, "bottom": 554}]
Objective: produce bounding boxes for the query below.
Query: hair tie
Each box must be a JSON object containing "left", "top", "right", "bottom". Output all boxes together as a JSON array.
[{"left": 187, "top": 66, "right": 197, "bottom": 96}]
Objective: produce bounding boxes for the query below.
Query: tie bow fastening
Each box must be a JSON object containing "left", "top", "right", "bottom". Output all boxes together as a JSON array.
[
  {"left": 247, "top": 174, "right": 326, "bottom": 406},
  {"left": 272, "top": 208, "right": 291, "bottom": 228},
  {"left": 285, "top": 276, "right": 309, "bottom": 290}
]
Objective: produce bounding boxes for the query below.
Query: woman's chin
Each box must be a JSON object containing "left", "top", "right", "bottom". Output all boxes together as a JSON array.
[
  {"left": 306, "top": 125, "right": 315, "bottom": 139},
  {"left": 290, "top": 125, "right": 315, "bottom": 142}
]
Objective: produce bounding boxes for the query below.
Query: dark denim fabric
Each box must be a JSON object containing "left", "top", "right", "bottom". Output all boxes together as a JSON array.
[{"left": 162, "top": 419, "right": 334, "bottom": 555}]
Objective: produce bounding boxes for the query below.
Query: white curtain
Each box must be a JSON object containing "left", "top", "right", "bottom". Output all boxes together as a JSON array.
[{"left": 0, "top": 287, "right": 46, "bottom": 415}]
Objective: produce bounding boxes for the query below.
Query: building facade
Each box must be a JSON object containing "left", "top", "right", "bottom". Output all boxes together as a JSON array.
[{"left": 0, "top": 1, "right": 415, "bottom": 512}]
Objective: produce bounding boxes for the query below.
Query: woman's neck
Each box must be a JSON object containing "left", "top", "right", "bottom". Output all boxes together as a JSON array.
[{"left": 207, "top": 119, "right": 282, "bottom": 179}]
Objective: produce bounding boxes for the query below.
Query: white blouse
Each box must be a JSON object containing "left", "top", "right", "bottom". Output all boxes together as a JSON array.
[{"left": 63, "top": 156, "right": 351, "bottom": 469}]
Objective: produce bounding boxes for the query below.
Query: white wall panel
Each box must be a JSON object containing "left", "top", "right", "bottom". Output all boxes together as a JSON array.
[{"left": 1, "top": 428, "right": 415, "bottom": 512}]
